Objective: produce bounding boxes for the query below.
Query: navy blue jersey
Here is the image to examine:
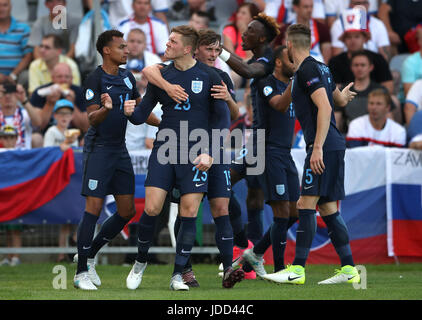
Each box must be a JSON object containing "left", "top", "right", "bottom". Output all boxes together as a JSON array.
[
  {"left": 129, "top": 61, "right": 224, "bottom": 150},
  {"left": 292, "top": 56, "right": 345, "bottom": 151},
  {"left": 83, "top": 66, "right": 140, "bottom": 148},
  {"left": 248, "top": 47, "right": 275, "bottom": 130},
  {"left": 256, "top": 74, "right": 295, "bottom": 150},
  {"left": 209, "top": 67, "right": 234, "bottom": 132}
]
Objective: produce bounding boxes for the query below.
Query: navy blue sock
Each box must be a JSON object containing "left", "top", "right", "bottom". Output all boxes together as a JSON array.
[
  {"left": 136, "top": 212, "right": 158, "bottom": 263},
  {"left": 174, "top": 215, "right": 193, "bottom": 271},
  {"left": 76, "top": 211, "right": 99, "bottom": 274},
  {"left": 173, "top": 216, "right": 197, "bottom": 275},
  {"left": 228, "top": 192, "right": 244, "bottom": 234},
  {"left": 247, "top": 208, "right": 263, "bottom": 244},
  {"left": 322, "top": 212, "right": 354, "bottom": 267},
  {"left": 214, "top": 215, "right": 234, "bottom": 271},
  {"left": 88, "top": 212, "right": 129, "bottom": 259},
  {"left": 292, "top": 209, "right": 316, "bottom": 267},
  {"left": 271, "top": 217, "right": 289, "bottom": 272},
  {"left": 253, "top": 225, "right": 271, "bottom": 255}
]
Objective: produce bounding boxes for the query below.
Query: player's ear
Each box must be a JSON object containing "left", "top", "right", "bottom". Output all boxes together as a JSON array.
[{"left": 103, "top": 46, "right": 111, "bottom": 55}]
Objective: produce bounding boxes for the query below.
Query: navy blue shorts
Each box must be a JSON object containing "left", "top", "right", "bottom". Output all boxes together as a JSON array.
[
  {"left": 231, "top": 143, "right": 263, "bottom": 190},
  {"left": 145, "top": 149, "right": 208, "bottom": 195},
  {"left": 81, "top": 147, "right": 135, "bottom": 198},
  {"left": 301, "top": 149, "right": 345, "bottom": 204},
  {"left": 258, "top": 150, "right": 300, "bottom": 203},
  {"left": 207, "top": 162, "right": 231, "bottom": 199}
]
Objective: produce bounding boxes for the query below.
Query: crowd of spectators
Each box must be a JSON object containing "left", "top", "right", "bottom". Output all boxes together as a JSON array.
[{"left": 1, "top": 0, "right": 422, "bottom": 265}]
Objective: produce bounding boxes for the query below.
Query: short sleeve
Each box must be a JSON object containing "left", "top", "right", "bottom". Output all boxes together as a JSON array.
[
  {"left": 405, "top": 80, "right": 422, "bottom": 111},
  {"left": 297, "top": 62, "right": 325, "bottom": 95},
  {"left": 257, "top": 77, "right": 278, "bottom": 102},
  {"left": 29, "top": 89, "right": 46, "bottom": 109},
  {"left": 83, "top": 71, "right": 102, "bottom": 109},
  {"left": 401, "top": 55, "right": 416, "bottom": 84}
]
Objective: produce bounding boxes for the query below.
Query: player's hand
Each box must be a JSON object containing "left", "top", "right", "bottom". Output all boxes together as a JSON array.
[
  {"left": 101, "top": 93, "right": 113, "bottom": 110},
  {"left": 124, "top": 99, "right": 136, "bottom": 116},
  {"left": 193, "top": 153, "right": 214, "bottom": 172},
  {"left": 341, "top": 82, "right": 357, "bottom": 104},
  {"left": 211, "top": 80, "right": 230, "bottom": 101},
  {"left": 164, "top": 83, "right": 189, "bottom": 104},
  {"left": 310, "top": 147, "right": 325, "bottom": 175}
]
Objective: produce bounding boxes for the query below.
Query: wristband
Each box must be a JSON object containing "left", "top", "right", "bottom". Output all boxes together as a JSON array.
[
  {"left": 22, "top": 99, "right": 29, "bottom": 105},
  {"left": 219, "top": 49, "right": 231, "bottom": 62},
  {"left": 10, "top": 73, "right": 17, "bottom": 81}
]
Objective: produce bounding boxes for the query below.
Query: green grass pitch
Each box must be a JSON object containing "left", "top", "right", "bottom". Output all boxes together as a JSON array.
[{"left": 1, "top": 262, "right": 422, "bottom": 300}]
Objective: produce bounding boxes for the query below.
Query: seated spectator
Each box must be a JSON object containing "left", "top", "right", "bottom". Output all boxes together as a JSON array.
[
  {"left": 118, "top": 0, "right": 169, "bottom": 58},
  {"left": 346, "top": 88, "right": 406, "bottom": 148},
  {"left": 407, "top": 110, "right": 422, "bottom": 150},
  {"left": 125, "top": 28, "right": 162, "bottom": 72},
  {"left": 400, "top": 27, "right": 422, "bottom": 97},
  {"left": 330, "top": 0, "right": 391, "bottom": 62},
  {"left": 0, "top": 0, "right": 33, "bottom": 86},
  {"left": 188, "top": 10, "right": 210, "bottom": 31},
  {"left": 328, "top": 8, "right": 393, "bottom": 94},
  {"left": 28, "top": 34, "right": 81, "bottom": 95},
  {"left": 0, "top": 123, "right": 18, "bottom": 149},
  {"left": 264, "top": 0, "right": 326, "bottom": 25},
  {"left": 0, "top": 83, "right": 41, "bottom": 149},
  {"left": 28, "top": 0, "right": 81, "bottom": 60},
  {"left": 222, "top": 2, "right": 259, "bottom": 88},
  {"left": 167, "top": 0, "right": 216, "bottom": 22},
  {"left": 273, "top": 0, "right": 331, "bottom": 64},
  {"left": 404, "top": 79, "right": 422, "bottom": 125},
  {"left": 335, "top": 51, "right": 387, "bottom": 133},
  {"left": 325, "top": 0, "right": 379, "bottom": 28},
  {"left": 108, "top": 0, "right": 169, "bottom": 28},
  {"left": 378, "top": 0, "right": 422, "bottom": 55},
  {"left": 30, "top": 62, "right": 88, "bottom": 134}
]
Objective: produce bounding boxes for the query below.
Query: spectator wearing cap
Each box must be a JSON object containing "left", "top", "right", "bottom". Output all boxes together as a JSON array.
[
  {"left": 0, "top": 83, "right": 41, "bottom": 149},
  {"left": 28, "top": 34, "right": 81, "bottom": 95},
  {"left": 328, "top": 8, "right": 393, "bottom": 94},
  {"left": 0, "top": 0, "right": 33, "bottom": 85},
  {"left": 117, "top": 0, "right": 169, "bottom": 58},
  {"left": 28, "top": 0, "right": 81, "bottom": 60},
  {"left": 30, "top": 62, "right": 88, "bottom": 134},
  {"left": 43, "top": 99, "right": 79, "bottom": 151},
  {"left": 346, "top": 88, "right": 406, "bottom": 148},
  {"left": 0, "top": 124, "right": 18, "bottom": 149},
  {"left": 330, "top": 0, "right": 391, "bottom": 62}
]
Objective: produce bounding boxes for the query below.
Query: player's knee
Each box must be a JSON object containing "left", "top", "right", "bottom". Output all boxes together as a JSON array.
[
  {"left": 246, "top": 189, "right": 264, "bottom": 209},
  {"left": 119, "top": 207, "right": 136, "bottom": 220},
  {"left": 179, "top": 203, "right": 199, "bottom": 218},
  {"left": 210, "top": 202, "right": 229, "bottom": 218},
  {"left": 144, "top": 202, "right": 162, "bottom": 216}
]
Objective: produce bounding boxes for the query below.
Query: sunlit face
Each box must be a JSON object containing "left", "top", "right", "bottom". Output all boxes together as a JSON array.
[
  {"left": 294, "top": 0, "right": 313, "bottom": 21},
  {"left": 40, "top": 37, "right": 61, "bottom": 62},
  {"left": 368, "top": 94, "right": 389, "bottom": 123},
  {"left": 54, "top": 107, "right": 73, "bottom": 129},
  {"left": 52, "top": 64, "right": 72, "bottom": 85},
  {"left": 343, "top": 31, "right": 367, "bottom": 52},
  {"left": 241, "top": 20, "right": 265, "bottom": 51},
  {"left": 105, "top": 36, "right": 129, "bottom": 65},
  {"left": 165, "top": 32, "right": 188, "bottom": 60},
  {"left": 195, "top": 41, "right": 221, "bottom": 67},
  {"left": 132, "top": 0, "right": 151, "bottom": 19},
  {"left": 236, "top": 5, "right": 253, "bottom": 29}
]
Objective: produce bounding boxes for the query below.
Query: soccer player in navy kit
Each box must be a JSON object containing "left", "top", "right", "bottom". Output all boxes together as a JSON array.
[
  {"left": 262, "top": 24, "right": 359, "bottom": 285},
  {"left": 141, "top": 29, "right": 242, "bottom": 288},
  {"left": 218, "top": 13, "right": 283, "bottom": 276},
  {"left": 74, "top": 30, "right": 159, "bottom": 290},
  {"left": 241, "top": 45, "right": 299, "bottom": 277},
  {"left": 123, "top": 26, "right": 242, "bottom": 291}
]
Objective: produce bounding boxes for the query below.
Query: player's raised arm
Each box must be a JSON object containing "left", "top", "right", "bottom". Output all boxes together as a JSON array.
[
  {"left": 142, "top": 64, "right": 188, "bottom": 104},
  {"left": 124, "top": 83, "right": 158, "bottom": 125},
  {"left": 268, "top": 81, "right": 293, "bottom": 113}
]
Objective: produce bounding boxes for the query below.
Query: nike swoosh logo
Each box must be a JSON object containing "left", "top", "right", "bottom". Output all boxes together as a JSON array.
[
  {"left": 181, "top": 249, "right": 191, "bottom": 254},
  {"left": 195, "top": 183, "right": 205, "bottom": 187},
  {"left": 103, "top": 237, "right": 111, "bottom": 242},
  {"left": 347, "top": 275, "right": 356, "bottom": 280},
  {"left": 227, "top": 188, "right": 231, "bottom": 191},
  {"left": 83, "top": 246, "right": 91, "bottom": 250},
  {"left": 280, "top": 242, "right": 287, "bottom": 245},
  {"left": 222, "top": 237, "right": 233, "bottom": 240},
  {"left": 106, "top": 85, "right": 113, "bottom": 90},
  {"left": 304, "top": 186, "right": 313, "bottom": 190},
  {"left": 288, "top": 275, "right": 303, "bottom": 281},
  {"left": 138, "top": 238, "right": 149, "bottom": 244}
]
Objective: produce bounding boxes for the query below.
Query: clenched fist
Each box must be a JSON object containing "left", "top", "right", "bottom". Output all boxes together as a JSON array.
[{"left": 124, "top": 99, "right": 137, "bottom": 116}]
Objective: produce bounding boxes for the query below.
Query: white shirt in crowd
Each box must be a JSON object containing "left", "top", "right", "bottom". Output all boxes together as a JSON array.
[
  {"left": 331, "top": 15, "right": 390, "bottom": 53},
  {"left": 264, "top": 0, "right": 325, "bottom": 23},
  {"left": 43, "top": 126, "right": 79, "bottom": 148},
  {"left": 118, "top": 15, "right": 169, "bottom": 56},
  {"left": 347, "top": 115, "right": 406, "bottom": 147},
  {"left": 405, "top": 79, "right": 422, "bottom": 112},
  {"left": 108, "top": 0, "right": 169, "bottom": 28}
]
